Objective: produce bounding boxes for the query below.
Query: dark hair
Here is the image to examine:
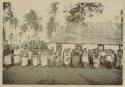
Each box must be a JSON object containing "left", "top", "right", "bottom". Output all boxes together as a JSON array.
[{"left": 3, "top": 2, "right": 11, "bottom": 10}]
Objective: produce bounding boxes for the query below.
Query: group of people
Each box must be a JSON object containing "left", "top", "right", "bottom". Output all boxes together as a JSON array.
[
  {"left": 63, "top": 47, "right": 123, "bottom": 69},
  {"left": 3, "top": 45, "right": 123, "bottom": 69}
]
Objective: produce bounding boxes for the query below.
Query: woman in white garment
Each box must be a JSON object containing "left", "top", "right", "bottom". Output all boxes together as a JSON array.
[
  {"left": 93, "top": 50, "right": 100, "bottom": 68},
  {"left": 81, "top": 48, "right": 89, "bottom": 68},
  {"left": 41, "top": 50, "right": 48, "bottom": 67},
  {"left": 32, "top": 48, "right": 39, "bottom": 66},
  {"left": 54, "top": 51, "right": 61, "bottom": 67},
  {"left": 37, "top": 48, "right": 41, "bottom": 65},
  {"left": 48, "top": 47, "right": 55, "bottom": 66},
  {"left": 63, "top": 49, "right": 71, "bottom": 67},
  {"left": 105, "top": 50, "right": 113, "bottom": 69},
  {"left": 100, "top": 50, "right": 106, "bottom": 66},
  {"left": 13, "top": 46, "right": 21, "bottom": 65},
  {"left": 21, "top": 46, "right": 28, "bottom": 66},
  {"left": 3, "top": 45, "right": 12, "bottom": 68}
]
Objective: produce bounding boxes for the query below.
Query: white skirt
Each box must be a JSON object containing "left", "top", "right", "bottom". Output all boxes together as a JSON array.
[
  {"left": 41, "top": 56, "right": 48, "bottom": 66},
  {"left": 4, "top": 55, "right": 12, "bottom": 65},
  {"left": 21, "top": 57, "right": 28, "bottom": 66},
  {"left": 94, "top": 63, "right": 100, "bottom": 68},
  {"left": 14, "top": 56, "right": 20, "bottom": 64},
  {"left": 64, "top": 57, "right": 70, "bottom": 65},
  {"left": 94, "top": 59, "right": 100, "bottom": 68},
  {"left": 106, "top": 56, "right": 112, "bottom": 62},
  {"left": 82, "top": 55, "right": 89, "bottom": 63},
  {"left": 32, "top": 57, "right": 38, "bottom": 66}
]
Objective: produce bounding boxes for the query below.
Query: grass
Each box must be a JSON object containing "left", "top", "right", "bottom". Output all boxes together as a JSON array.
[{"left": 3, "top": 66, "right": 122, "bottom": 85}]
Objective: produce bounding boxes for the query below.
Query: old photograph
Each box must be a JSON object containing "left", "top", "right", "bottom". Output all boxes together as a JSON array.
[{"left": 2, "top": 0, "right": 123, "bottom": 85}]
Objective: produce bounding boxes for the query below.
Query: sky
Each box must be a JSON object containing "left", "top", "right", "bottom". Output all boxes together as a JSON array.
[
  {"left": 8, "top": 0, "right": 123, "bottom": 25},
  {"left": 3, "top": 0, "right": 124, "bottom": 42}
]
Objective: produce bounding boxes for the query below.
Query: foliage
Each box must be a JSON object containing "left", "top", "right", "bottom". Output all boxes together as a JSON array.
[
  {"left": 47, "top": 17, "right": 56, "bottom": 40},
  {"left": 28, "top": 40, "right": 48, "bottom": 50},
  {"left": 3, "top": 2, "right": 18, "bottom": 27},
  {"left": 50, "top": 2, "right": 59, "bottom": 15},
  {"left": 21, "top": 24, "right": 28, "bottom": 32},
  {"left": 3, "top": 2, "right": 18, "bottom": 45},
  {"left": 66, "top": 2, "right": 104, "bottom": 23},
  {"left": 47, "top": 2, "right": 59, "bottom": 40},
  {"left": 23, "top": 9, "right": 42, "bottom": 32}
]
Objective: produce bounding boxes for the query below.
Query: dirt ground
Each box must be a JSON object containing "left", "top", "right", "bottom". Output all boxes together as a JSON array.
[{"left": 3, "top": 66, "right": 122, "bottom": 85}]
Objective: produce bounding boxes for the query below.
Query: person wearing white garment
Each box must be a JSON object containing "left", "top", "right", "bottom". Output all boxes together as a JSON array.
[
  {"left": 3, "top": 45, "right": 12, "bottom": 69},
  {"left": 63, "top": 49, "right": 71, "bottom": 67},
  {"left": 13, "top": 46, "right": 21, "bottom": 65},
  {"left": 37, "top": 48, "right": 41, "bottom": 65},
  {"left": 32, "top": 48, "right": 39, "bottom": 66},
  {"left": 100, "top": 50, "right": 106, "bottom": 66},
  {"left": 21, "top": 47, "right": 28, "bottom": 66},
  {"left": 93, "top": 50, "right": 100, "bottom": 68},
  {"left": 105, "top": 50, "right": 113, "bottom": 69},
  {"left": 41, "top": 50, "right": 48, "bottom": 67},
  {"left": 48, "top": 47, "right": 55, "bottom": 66},
  {"left": 81, "top": 48, "right": 89, "bottom": 68}
]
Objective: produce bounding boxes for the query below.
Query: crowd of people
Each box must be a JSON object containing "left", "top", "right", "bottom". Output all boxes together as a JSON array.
[{"left": 3, "top": 45, "right": 123, "bottom": 70}]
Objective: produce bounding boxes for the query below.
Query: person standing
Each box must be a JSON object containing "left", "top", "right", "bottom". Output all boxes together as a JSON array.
[
  {"left": 13, "top": 46, "right": 21, "bottom": 65},
  {"left": 3, "top": 45, "right": 12, "bottom": 69},
  {"left": 88, "top": 50, "right": 94, "bottom": 68},
  {"left": 100, "top": 50, "right": 106, "bottom": 66},
  {"left": 21, "top": 46, "right": 28, "bottom": 66},
  {"left": 41, "top": 50, "right": 48, "bottom": 67},
  {"left": 93, "top": 50, "right": 100, "bottom": 68},
  {"left": 116, "top": 52, "right": 122, "bottom": 69},
  {"left": 104, "top": 50, "right": 113, "bottom": 69},
  {"left": 72, "top": 48, "right": 80, "bottom": 67},
  {"left": 48, "top": 47, "right": 55, "bottom": 66},
  {"left": 63, "top": 49, "right": 71, "bottom": 67},
  {"left": 81, "top": 48, "right": 89, "bottom": 68},
  {"left": 27, "top": 48, "right": 33, "bottom": 66},
  {"left": 32, "top": 48, "right": 39, "bottom": 66},
  {"left": 54, "top": 51, "right": 60, "bottom": 67}
]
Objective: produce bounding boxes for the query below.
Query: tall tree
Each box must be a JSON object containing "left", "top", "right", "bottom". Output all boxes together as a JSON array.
[
  {"left": 65, "top": 2, "right": 103, "bottom": 23},
  {"left": 3, "top": 2, "right": 18, "bottom": 45},
  {"left": 23, "top": 10, "right": 42, "bottom": 43},
  {"left": 47, "top": 2, "right": 59, "bottom": 40},
  {"left": 47, "top": 17, "right": 56, "bottom": 40}
]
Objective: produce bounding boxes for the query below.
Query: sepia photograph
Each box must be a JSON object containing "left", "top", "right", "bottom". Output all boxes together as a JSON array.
[{"left": 2, "top": 0, "right": 124, "bottom": 85}]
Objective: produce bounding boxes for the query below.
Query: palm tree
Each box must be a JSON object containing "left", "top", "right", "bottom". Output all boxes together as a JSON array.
[
  {"left": 47, "top": 2, "right": 59, "bottom": 40},
  {"left": 23, "top": 9, "right": 42, "bottom": 47},
  {"left": 3, "top": 2, "right": 18, "bottom": 45},
  {"left": 47, "top": 17, "right": 56, "bottom": 40}
]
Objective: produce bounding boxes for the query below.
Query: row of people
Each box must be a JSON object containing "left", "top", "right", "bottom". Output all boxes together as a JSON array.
[{"left": 3, "top": 46, "right": 123, "bottom": 69}]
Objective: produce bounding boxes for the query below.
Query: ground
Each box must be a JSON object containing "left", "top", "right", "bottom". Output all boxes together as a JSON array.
[{"left": 3, "top": 66, "right": 122, "bottom": 85}]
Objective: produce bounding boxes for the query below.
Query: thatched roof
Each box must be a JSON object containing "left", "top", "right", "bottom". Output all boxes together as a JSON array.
[{"left": 51, "top": 22, "right": 123, "bottom": 45}]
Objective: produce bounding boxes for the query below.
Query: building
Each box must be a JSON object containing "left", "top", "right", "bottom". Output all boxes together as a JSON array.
[{"left": 48, "top": 22, "right": 123, "bottom": 53}]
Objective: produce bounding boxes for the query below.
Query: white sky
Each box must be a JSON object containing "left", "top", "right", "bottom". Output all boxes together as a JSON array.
[
  {"left": 3, "top": 0, "right": 124, "bottom": 42},
  {"left": 8, "top": 0, "right": 123, "bottom": 25}
]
